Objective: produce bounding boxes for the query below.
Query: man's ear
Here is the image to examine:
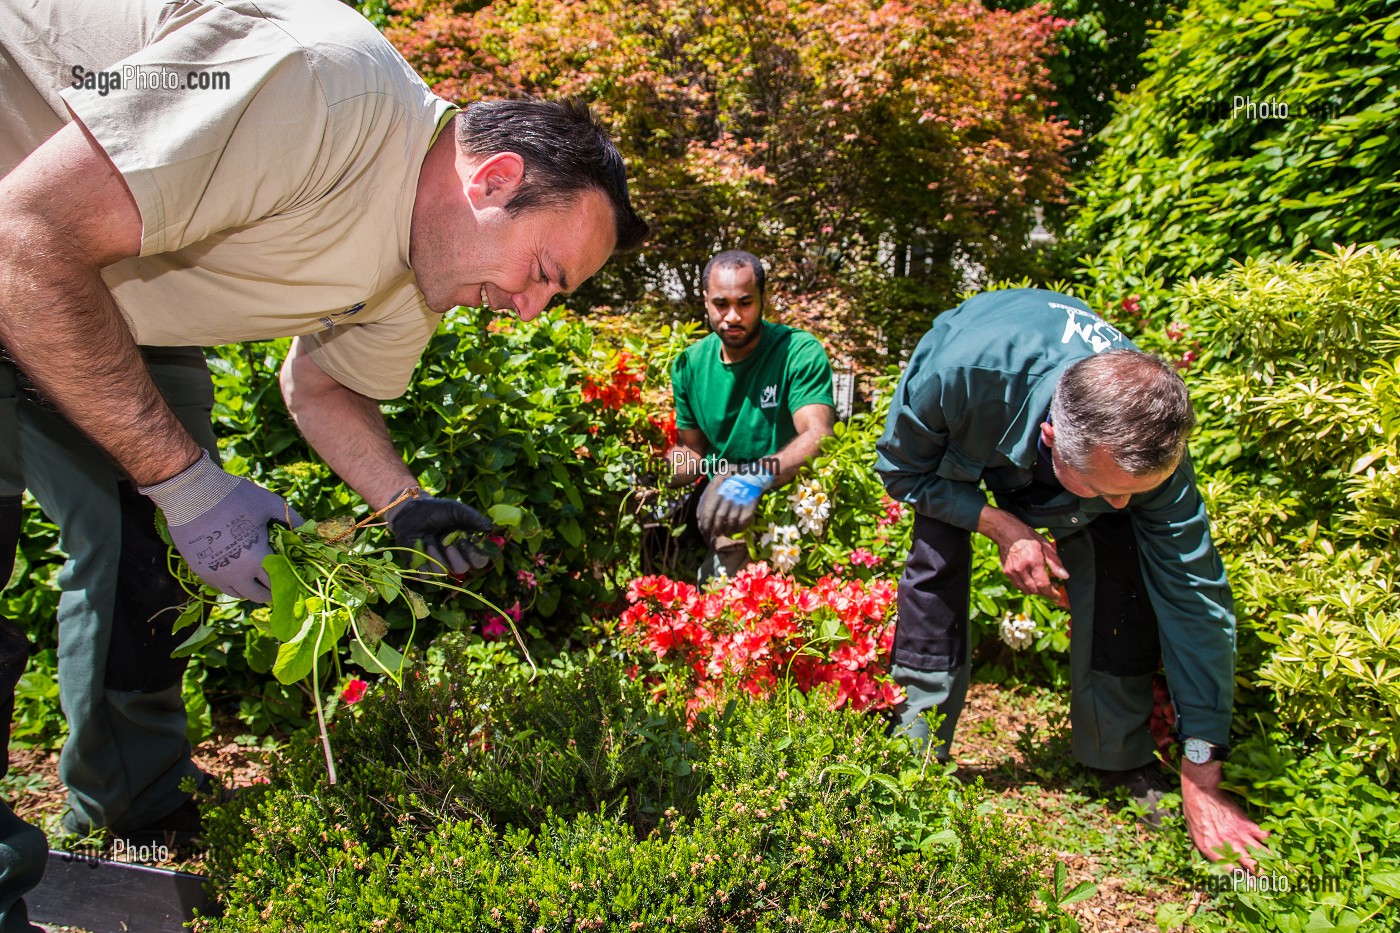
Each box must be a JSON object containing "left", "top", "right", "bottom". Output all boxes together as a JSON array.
[
  {"left": 465, "top": 151, "right": 526, "bottom": 206},
  {"left": 1040, "top": 421, "right": 1055, "bottom": 449}
]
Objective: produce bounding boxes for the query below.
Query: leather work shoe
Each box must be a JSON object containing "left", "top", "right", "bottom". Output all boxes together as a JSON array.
[{"left": 1088, "top": 762, "right": 1173, "bottom": 829}]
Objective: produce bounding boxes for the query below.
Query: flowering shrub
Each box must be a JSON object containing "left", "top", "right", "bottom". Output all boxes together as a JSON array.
[
  {"left": 614, "top": 562, "right": 902, "bottom": 720},
  {"left": 750, "top": 372, "right": 914, "bottom": 581},
  {"left": 579, "top": 350, "right": 643, "bottom": 409},
  {"left": 999, "top": 612, "right": 1038, "bottom": 651}
]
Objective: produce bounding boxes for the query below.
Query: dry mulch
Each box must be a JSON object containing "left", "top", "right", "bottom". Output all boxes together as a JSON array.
[{"left": 952, "top": 680, "right": 1200, "bottom": 932}]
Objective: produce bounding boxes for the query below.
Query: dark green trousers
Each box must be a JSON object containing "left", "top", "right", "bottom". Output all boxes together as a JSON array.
[{"left": 0, "top": 348, "right": 218, "bottom": 930}]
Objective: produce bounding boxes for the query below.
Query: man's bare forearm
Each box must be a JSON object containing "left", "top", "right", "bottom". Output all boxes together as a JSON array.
[
  {"left": 667, "top": 442, "right": 707, "bottom": 486},
  {"left": 767, "top": 430, "right": 826, "bottom": 487},
  {"left": 767, "top": 404, "right": 836, "bottom": 487},
  {"left": 0, "top": 238, "right": 202, "bottom": 486},
  {"left": 280, "top": 339, "right": 416, "bottom": 511}
]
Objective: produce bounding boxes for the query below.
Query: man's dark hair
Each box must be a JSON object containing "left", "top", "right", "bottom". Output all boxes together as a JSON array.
[
  {"left": 701, "top": 249, "right": 766, "bottom": 299},
  {"left": 457, "top": 98, "right": 649, "bottom": 252},
  {"left": 1049, "top": 349, "right": 1195, "bottom": 476}
]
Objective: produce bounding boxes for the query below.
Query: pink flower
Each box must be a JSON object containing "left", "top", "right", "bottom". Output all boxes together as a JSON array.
[
  {"left": 877, "top": 497, "right": 906, "bottom": 528},
  {"left": 488, "top": 534, "right": 506, "bottom": 547},
  {"left": 1176, "top": 350, "right": 1198, "bottom": 371},
  {"left": 481, "top": 616, "right": 510, "bottom": 641},
  {"left": 517, "top": 569, "right": 538, "bottom": 588},
  {"left": 1121, "top": 294, "right": 1141, "bottom": 315},
  {"left": 848, "top": 548, "right": 880, "bottom": 568},
  {"left": 1166, "top": 321, "right": 1186, "bottom": 341},
  {"left": 341, "top": 679, "right": 368, "bottom": 704},
  {"left": 504, "top": 600, "right": 522, "bottom": 624}
]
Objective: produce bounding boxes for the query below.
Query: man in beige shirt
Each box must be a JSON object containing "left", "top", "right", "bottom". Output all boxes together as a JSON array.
[{"left": 0, "top": 2, "right": 646, "bottom": 925}]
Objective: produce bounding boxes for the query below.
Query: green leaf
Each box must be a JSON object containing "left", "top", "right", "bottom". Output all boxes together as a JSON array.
[
  {"left": 487, "top": 504, "right": 524, "bottom": 527},
  {"left": 1369, "top": 871, "right": 1400, "bottom": 897},
  {"left": 171, "top": 600, "right": 203, "bottom": 635},
  {"left": 264, "top": 553, "right": 309, "bottom": 642},
  {"left": 272, "top": 617, "right": 328, "bottom": 685},
  {"left": 919, "top": 829, "right": 960, "bottom": 851},
  {"left": 1059, "top": 880, "right": 1097, "bottom": 907},
  {"left": 404, "top": 588, "right": 429, "bottom": 620},
  {"left": 171, "top": 621, "right": 216, "bottom": 658},
  {"left": 245, "top": 630, "right": 279, "bottom": 674},
  {"left": 559, "top": 519, "right": 582, "bottom": 548},
  {"left": 349, "top": 638, "right": 405, "bottom": 677}
]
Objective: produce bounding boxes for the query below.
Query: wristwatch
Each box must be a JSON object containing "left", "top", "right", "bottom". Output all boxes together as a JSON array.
[{"left": 1182, "top": 736, "right": 1230, "bottom": 765}]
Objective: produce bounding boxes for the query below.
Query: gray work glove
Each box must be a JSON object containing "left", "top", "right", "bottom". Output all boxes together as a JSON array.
[
  {"left": 384, "top": 490, "right": 494, "bottom": 576},
  {"left": 698, "top": 466, "right": 775, "bottom": 540},
  {"left": 140, "top": 451, "right": 303, "bottom": 603}
]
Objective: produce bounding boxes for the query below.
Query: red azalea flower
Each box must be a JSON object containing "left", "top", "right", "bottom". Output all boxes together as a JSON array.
[{"left": 341, "top": 679, "right": 368, "bottom": 704}]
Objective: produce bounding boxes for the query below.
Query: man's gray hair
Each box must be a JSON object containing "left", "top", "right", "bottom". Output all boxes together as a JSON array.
[{"left": 1048, "top": 350, "right": 1195, "bottom": 476}]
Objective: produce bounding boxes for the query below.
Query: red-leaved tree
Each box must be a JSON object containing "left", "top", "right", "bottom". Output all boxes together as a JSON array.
[{"left": 388, "top": 0, "right": 1075, "bottom": 359}]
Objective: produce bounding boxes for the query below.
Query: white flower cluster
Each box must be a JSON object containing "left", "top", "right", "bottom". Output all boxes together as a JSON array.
[
  {"left": 761, "top": 524, "right": 802, "bottom": 573},
  {"left": 999, "top": 612, "right": 1037, "bottom": 651},
  {"left": 790, "top": 478, "right": 831, "bottom": 537}
]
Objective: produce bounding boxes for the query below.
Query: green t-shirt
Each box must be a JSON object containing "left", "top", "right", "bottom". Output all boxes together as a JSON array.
[{"left": 671, "top": 321, "right": 835, "bottom": 465}]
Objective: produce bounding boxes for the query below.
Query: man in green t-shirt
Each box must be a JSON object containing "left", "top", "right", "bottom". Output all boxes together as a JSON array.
[{"left": 668, "top": 250, "right": 836, "bottom": 580}]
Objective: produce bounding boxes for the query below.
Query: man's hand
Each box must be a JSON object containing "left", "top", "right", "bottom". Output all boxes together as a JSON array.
[
  {"left": 1181, "top": 760, "right": 1271, "bottom": 873},
  {"left": 140, "top": 451, "right": 303, "bottom": 603},
  {"left": 698, "top": 467, "right": 774, "bottom": 540},
  {"left": 978, "top": 506, "right": 1069, "bottom": 608},
  {"left": 385, "top": 491, "right": 494, "bottom": 576}
]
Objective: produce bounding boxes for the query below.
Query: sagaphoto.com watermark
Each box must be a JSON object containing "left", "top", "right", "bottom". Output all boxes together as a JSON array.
[
  {"left": 1187, "top": 94, "right": 1345, "bottom": 124},
  {"left": 71, "top": 64, "right": 230, "bottom": 96},
  {"left": 1201, "top": 868, "right": 1350, "bottom": 896}
]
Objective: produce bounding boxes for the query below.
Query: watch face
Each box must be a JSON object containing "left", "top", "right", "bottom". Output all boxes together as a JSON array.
[{"left": 1184, "top": 738, "right": 1211, "bottom": 765}]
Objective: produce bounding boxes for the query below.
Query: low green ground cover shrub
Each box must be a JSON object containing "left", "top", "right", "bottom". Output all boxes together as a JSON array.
[
  {"left": 199, "top": 640, "right": 1072, "bottom": 932},
  {"left": 1186, "top": 734, "right": 1400, "bottom": 931}
]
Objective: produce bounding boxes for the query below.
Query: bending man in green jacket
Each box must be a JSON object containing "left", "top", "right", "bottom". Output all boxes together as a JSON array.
[{"left": 876, "top": 288, "right": 1268, "bottom": 870}]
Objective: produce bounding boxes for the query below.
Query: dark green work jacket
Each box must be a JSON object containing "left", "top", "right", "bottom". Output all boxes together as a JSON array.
[{"left": 875, "top": 288, "right": 1236, "bottom": 745}]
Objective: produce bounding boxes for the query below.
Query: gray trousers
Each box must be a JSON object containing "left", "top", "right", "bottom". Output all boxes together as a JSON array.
[
  {"left": 891, "top": 511, "right": 1160, "bottom": 771},
  {"left": 0, "top": 348, "right": 217, "bottom": 929}
]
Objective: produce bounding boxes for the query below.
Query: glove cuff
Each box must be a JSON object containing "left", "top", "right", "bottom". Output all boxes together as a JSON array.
[
  {"left": 383, "top": 486, "right": 428, "bottom": 527},
  {"left": 744, "top": 467, "right": 775, "bottom": 490},
  {"left": 138, "top": 450, "right": 239, "bottom": 526}
]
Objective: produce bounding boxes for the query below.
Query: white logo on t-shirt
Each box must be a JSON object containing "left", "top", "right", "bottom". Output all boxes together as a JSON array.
[{"left": 760, "top": 384, "right": 778, "bottom": 409}]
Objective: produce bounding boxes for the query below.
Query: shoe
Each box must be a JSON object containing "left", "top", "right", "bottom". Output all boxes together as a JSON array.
[
  {"left": 61, "top": 771, "right": 223, "bottom": 853},
  {"left": 1089, "top": 762, "right": 1172, "bottom": 828}
]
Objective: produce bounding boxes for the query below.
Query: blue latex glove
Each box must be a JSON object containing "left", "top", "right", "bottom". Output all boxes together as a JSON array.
[
  {"left": 140, "top": 451, "right": 303, "bottom": 603},
  {"left": 698, "top": 467, "right": 774, "bottom": 540}
]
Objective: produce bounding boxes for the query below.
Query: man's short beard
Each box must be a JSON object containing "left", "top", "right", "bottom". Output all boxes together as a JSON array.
[{"left": 721, "top": 322, "right": 761, "bottom": 351}]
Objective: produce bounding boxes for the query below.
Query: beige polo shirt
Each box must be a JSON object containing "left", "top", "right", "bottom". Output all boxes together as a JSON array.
[{"left": 0, "top": 0, "right": 456, "bottom": 399}]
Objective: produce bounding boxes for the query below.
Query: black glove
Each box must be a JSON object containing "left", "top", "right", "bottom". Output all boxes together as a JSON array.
[{"left": 384, "top": 491, "right": 494, "bottom": 575}]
